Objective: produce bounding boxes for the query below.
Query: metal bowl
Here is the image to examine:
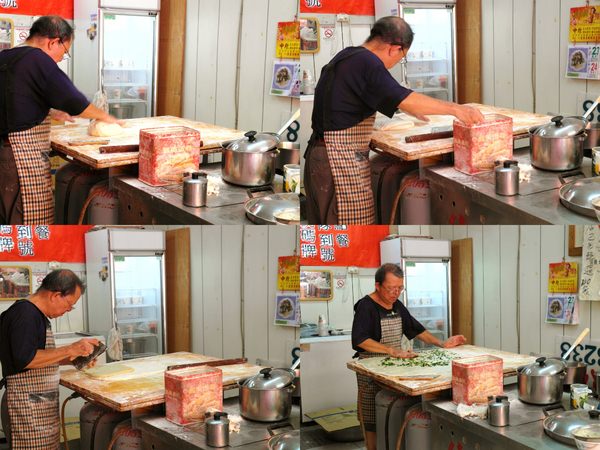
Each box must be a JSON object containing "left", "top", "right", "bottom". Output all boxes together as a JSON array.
[{"left": 559, "top": 176, "right": 600, "bottom": 218}]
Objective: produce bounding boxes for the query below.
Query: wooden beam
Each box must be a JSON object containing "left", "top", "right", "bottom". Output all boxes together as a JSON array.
[
  {"left": 165, "top": 227, "right": 191, "bottom": 352},
  {"left": 157, "top": 0, "right": 186, "bottom": 116},
  {"left": 451, "top": 238, "right": 474, "bottom": 343},
  {"left": 456, "top": 0, "right": 482, "bottom": 104}
]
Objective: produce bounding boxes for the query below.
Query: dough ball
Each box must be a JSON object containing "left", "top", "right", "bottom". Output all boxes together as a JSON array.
[{"left": 88, "top": 120, "right": 125, "bottom": 137}]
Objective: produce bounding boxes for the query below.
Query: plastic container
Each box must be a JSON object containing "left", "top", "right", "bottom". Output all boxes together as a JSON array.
[
  {"left": 452, "top": 355, "right": 503, "bottom": 405},
  {"left": 453, "top": 114, "right": 513, "bottom": 175},
  {"left": 138, "top": 126, "right": 202, "bottom": 186},
  {"left": 165, "top": 366, "right": 223, "bottom": 425}
]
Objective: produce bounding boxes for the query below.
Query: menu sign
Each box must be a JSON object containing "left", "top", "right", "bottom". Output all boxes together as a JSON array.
[
  {"left": 548, "top": 262, "right": 579, "bottom": 293},
  {"left": 276, "top": 21, "right": 300, "bottom": 59},
  {"left": 580, "top": 226, "right": 600, "bottom": 301}
]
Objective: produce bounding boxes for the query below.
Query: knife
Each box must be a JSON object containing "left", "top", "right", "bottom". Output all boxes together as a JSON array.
[
  {"left": 405, "top": 130, "right": 454, "bottom": 143},
  {"left": 98, "top": 144, "right": 139, "bottom": 154}
]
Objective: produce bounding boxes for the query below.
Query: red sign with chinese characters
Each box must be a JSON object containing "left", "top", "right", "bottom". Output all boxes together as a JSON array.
[
  {"left": 300, "top": 0, "right": 375, "bottom": 16},
  {"left": 299, "top": 225, "right": 390, "bottom": 268},
  {"left": 0, "top": 1, "right": 74, "bottom": 20},
  {"left": 0, "top": 226, "right": 92, "bottom": 262}
]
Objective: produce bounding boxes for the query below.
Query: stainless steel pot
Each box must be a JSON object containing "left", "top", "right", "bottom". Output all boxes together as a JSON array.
[
  {"left": 529, "top": 116, "right": 586, "bottom": 171},
  {"left": 517, "top": 357, "right": 566, "bottom": 405},
  {"left": 275, "top": 142, "right": 300, "bottom": 175},
  {"left": 564, "top": 361, "right": 587, "bottom": 387},
  {"left": 584, "top": 122, "right": 600, "bottom": 150},
  {"left": 221, "top": 131, "right": 279, "bottom": 186},
  {"left": 238, "top": 368, "right": 295, "bottom": 422}
]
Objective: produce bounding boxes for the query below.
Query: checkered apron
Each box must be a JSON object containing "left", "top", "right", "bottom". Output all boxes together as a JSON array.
[
  {"left": 357, "top": 311, "right": 406, "bottom": 428},
  {"left": 324, "top": 115, "right": 376, "bottom": 224},
  {"left": 6, "top": 325, "right": 60, "bottom": 449},
  {"left": 7, "top": 117, "right": 54, "bottom": 224}
]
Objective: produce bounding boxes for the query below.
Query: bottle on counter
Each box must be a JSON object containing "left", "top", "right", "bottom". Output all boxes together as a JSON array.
[{"left": 317, "top": 314, "right": 329, "bottom": 337}]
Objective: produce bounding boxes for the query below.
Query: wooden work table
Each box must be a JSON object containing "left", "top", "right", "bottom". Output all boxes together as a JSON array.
[
  {"left": 50, "top": 116, "right": 245, "bottom": 169},
  {"left": 347, "top": 345, "right": 536, "bottom": 397},
  {"left": 60, "top": 352, "right": 262, "bottom": 412}
]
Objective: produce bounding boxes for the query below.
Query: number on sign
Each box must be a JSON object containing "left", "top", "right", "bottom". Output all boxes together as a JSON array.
[
  {"left": 584, "top": 344, "right": 597, "bottom": 366},
  {"left": 561, "top": 341, "right": 572, "bottom": 360}
]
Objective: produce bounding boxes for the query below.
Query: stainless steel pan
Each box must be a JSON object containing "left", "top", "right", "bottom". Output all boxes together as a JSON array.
[
  {"left": 244, "top": 193, "right": 300, "bottom": 225},
  {"left": 558, "top": 171, "right": 600, "bottom": 217}
]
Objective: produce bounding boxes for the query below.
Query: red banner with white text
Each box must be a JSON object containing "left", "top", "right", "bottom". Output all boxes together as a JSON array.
[
  {"left": 299, "top": 225, "right": 390, "bottom": 268},
  {"left": 0, "top": 225, "right": 92, "bottom": 262},
  {"left": 0, "top": 1, "right": 74, "bottom": 20},
  {"left": 299, "top": 0, "right": 375, "bottom": 16}
]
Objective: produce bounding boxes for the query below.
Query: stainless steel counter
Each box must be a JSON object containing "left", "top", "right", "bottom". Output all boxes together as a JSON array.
[
  {"left": 135, "top": 398, "right": 300, "bottom": 450},
  {"left": 423, "top": 148, "right": 598, "bottom": 224},
  {"left": 113, "top": 164, "right": 284, "bottom": 224},
  {"left": 423, "top": 384, "right": 572, "bottom": 449}
]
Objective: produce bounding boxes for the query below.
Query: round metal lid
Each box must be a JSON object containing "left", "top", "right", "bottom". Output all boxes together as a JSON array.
[
  {"left": 242, "top": 368, "right": 295, "bottom": 390},
  {"left": 544, "top": 409, "right": 600, "bottom": 446},
  {"left": 531, "top": 115, "right": 587, "bottom": 138},
  {"left": 559, "top": 177, "right": 600, "bottom": 218},
  {"left": 244, "top": 193, "right": 300, "bottom": 225},
  {"left": 519, "top": 357, "right": 566, "bottom": 376},
  {"left": 268, "top": 430, "right": 300, "bottom": 450},
  {"left": 228, "top": 131, "right": 280, "bottom": 153}
]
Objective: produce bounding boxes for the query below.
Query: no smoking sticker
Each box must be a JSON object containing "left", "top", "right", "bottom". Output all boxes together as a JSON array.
[{"left": 322, "top": 26, "right": 335, "bottom": 40}]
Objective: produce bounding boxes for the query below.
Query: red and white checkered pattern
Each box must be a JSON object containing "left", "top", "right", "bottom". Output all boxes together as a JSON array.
[{"left": 324, "top": 115, "right": 376, "bottom": 224}]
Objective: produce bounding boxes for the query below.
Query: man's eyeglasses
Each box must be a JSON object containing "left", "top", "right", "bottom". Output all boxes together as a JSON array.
[
  {"left": 54, "top": 291, "right": 76, "bottom": 311},
  {"left": 59, "top": 40, "right": 71, "bottom": 61},
  {"left": 390, "top": 42, "right": 408, "bottom": 65},
  {"left": 380, "top": 284, "right": 405, "bottom": 296}
]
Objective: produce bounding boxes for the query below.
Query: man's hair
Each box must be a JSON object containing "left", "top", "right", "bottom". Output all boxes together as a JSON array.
[
  {"left": 28, "top": 16, "right": 74, "bottom": 43},
  {"left": 366, "top": 16, "right": 414, "bottom": 48},
  {"left": 375, "top": 263, "right": 404, "bottom": 284},
  {"left": 37, "top": 269, "right": 85, "bottom": 296}
]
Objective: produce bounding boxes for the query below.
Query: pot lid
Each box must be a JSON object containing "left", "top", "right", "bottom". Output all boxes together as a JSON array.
[
  {"left": 268, "top": 430, "right": 300, "bottom": 450},
  {"left": 531, "top": 115, "right": 587, "bottom": 138},
  {"left": 242, "top": 368, "right": 295, "bottom": 390},
  {"left": 559, "top": 177, "right": 600, "bottom": 218},
  {"left": 228, "top": 131, "right": 279, "bottom": 153},
  {"left": 519, "top": 357, "right": 566, "bottom": 376},
  {"left": 544, "top": 409, "right": 600, "bottom": 446}
]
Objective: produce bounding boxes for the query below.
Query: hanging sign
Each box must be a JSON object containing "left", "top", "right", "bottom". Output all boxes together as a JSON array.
[
  {"left": 0, "top": 1, "right": 74, "bottom": 20},
  {"left": 278, "top": 256, "right": 300, "bottom": 291},
  {"left": 276, "top": 21, "right": 300, "bottom": 59},
  {"left": 566, "top": 44, "right": 600, "bottom": 80},
  {"left": 569, "top": 6, "right": 600, "bottom": 43},
  {"left": 548, "top": 262, "right": 579, "bottom": 293},
  {"left": 299, "top": 225, "right": 390, "bottom": 268},
  {"left": 546, "top": 293, "right": 579, "bottom": 325},
  {"left": 580, "top": 226, "right": 600, "bottom": 301},
  {"left": 274, "top": 292, "right": 300, "bottom": 327},
  {"left": 270, "top": 61, "right": 301, "bottom": 97},
  {"left": 0, "top": 225, "right": 92, "bottom": 263},
  {"left": 300, "top": 0, "right": 374, "bottom": 16}
]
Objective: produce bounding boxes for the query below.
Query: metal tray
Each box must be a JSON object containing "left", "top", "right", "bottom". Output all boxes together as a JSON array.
[
  {"left": 244, "top": 193, "right": 300, "bottom": 225},
  {"left": 558, "top": 172, "right": 600, "bottom": 217}
]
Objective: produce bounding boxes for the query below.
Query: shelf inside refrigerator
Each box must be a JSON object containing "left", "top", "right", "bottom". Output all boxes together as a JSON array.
[
  {"left": 407, "top": 58, "right": 447, "bottom": 63},
  {"left": 406, "top": 72, "right": 448, "bottom": 78},
  {"left": 117, "top": 317, "right": 157, "bottom": 324},
  {"left": 121, "top": 332, "right": 159, "bottom": 339},
  {"left": 104, "top": 82, "right": 150, "bottom": 87},
  {"left": 108, "top": 98, "right": 148, "bottom": 104},
  {"left": 413, "top": 87, "right": 449, "bottom": 93},
  {"left": 123, "top": 352, "right": 158, "bottom": 360},
  {"left": 116, "top": 304, "right": 156, "bottom": 309}
]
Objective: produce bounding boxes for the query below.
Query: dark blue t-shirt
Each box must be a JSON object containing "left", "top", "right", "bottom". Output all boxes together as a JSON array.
[
  {"left": 352, "top": 295, "right": 425, "bottom": 354},
  {"left": 312, "top": 46, "right": 412, "bottom": 136},
  {"left": 0, "top": 300, "right": 49, "bottom": 377},
  {"left": 0, "top": 46, "right": 90, "bottom": 133}
]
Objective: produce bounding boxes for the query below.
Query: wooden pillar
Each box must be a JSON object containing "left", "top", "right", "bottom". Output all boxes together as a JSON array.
[
  {"left": 157, "top": 0, "right": 186, "bottom": 116},
  {"left": 456, "top": 0, "right": 481, "bottom": 104}
]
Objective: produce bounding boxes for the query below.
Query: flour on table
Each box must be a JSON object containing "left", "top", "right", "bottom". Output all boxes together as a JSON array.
[{"left": 84, "top": 364, "right": 135, "bottom": 379}]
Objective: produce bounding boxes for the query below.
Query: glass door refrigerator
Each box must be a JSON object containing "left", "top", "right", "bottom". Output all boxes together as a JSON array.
[
  {"left": 380, "top": 237, "right": 451, "bottom": 349},
  {"left": 85, "top": 228, "right": 166, "bottom": 361},
  {"left": 374, "top": 0, "right": 457, "bottom": 102},
  {"left": 74, "top": 0, "right": 160, "bottom": 119}
]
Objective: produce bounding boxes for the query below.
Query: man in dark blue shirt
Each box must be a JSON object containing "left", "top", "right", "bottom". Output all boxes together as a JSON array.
[
  {"left": 352, "top": 263, "right": 466, "bottom": 450},
  {"left": 304, "top": 16, "right": 484, "bottom": 224},
  {"left": 0, "top": 269, "right": 99, "bottom": 449},
  {"left": 0, "top": 15, "right": 120, "bottom": 224}
]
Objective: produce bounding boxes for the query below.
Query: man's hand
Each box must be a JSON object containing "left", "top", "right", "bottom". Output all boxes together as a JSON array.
[
  {"left": 453, "top": 105, "right": 485, "bottom": 126},
  {"left": 389, "top": 348, "right": 418, "bottom": 358},
  {"left": 443, "top": 335, "right": 467, "bottom": 348},
  {"left": 67, "top": 338, "right": 100, "bottom": 361},
  {"left": 50, "top": 109, "right": 75, "bottom": 123}
]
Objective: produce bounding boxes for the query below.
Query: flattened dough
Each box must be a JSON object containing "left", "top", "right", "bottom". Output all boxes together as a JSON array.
[
  {"left": 380, "top": 120, "right": 414, "bottom": 131},
  {"left": 357, "top": 356, "right": 449, "bottom": 378},
  {"left": 84, "top": 364, "right": 135, "bottom": 379},
  {"left": 88, "top": 120, "right": 125, "bottom": 137}
]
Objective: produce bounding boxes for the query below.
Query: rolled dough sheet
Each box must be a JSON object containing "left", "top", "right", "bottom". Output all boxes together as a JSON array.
[
  {"left": 85, "top": 364, "right": 135, "bottom": 379},
  {"left": 356, "top": 356, "right": 450, "bottom": 378}
]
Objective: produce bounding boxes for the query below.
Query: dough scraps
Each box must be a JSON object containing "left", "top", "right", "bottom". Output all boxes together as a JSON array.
[
  {"left": 84, "top": 364, "right": 135, "bottom": 379},
  {"left": 88, "top": 120, "right": 125, "bottom": 137}
]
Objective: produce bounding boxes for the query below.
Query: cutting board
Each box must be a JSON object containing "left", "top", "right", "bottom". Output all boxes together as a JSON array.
[
  {"left": 347, "top": 345, "right": 536, "bottom": 396},
  {"left": 60, "top": 352, "right": 263, "bottom": 411},
  {"left": 371, "top": 104, "right": 552, "bottom": 161},
  {"left": 50, "top": 116, "right": 245, "bottom": 169}
]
